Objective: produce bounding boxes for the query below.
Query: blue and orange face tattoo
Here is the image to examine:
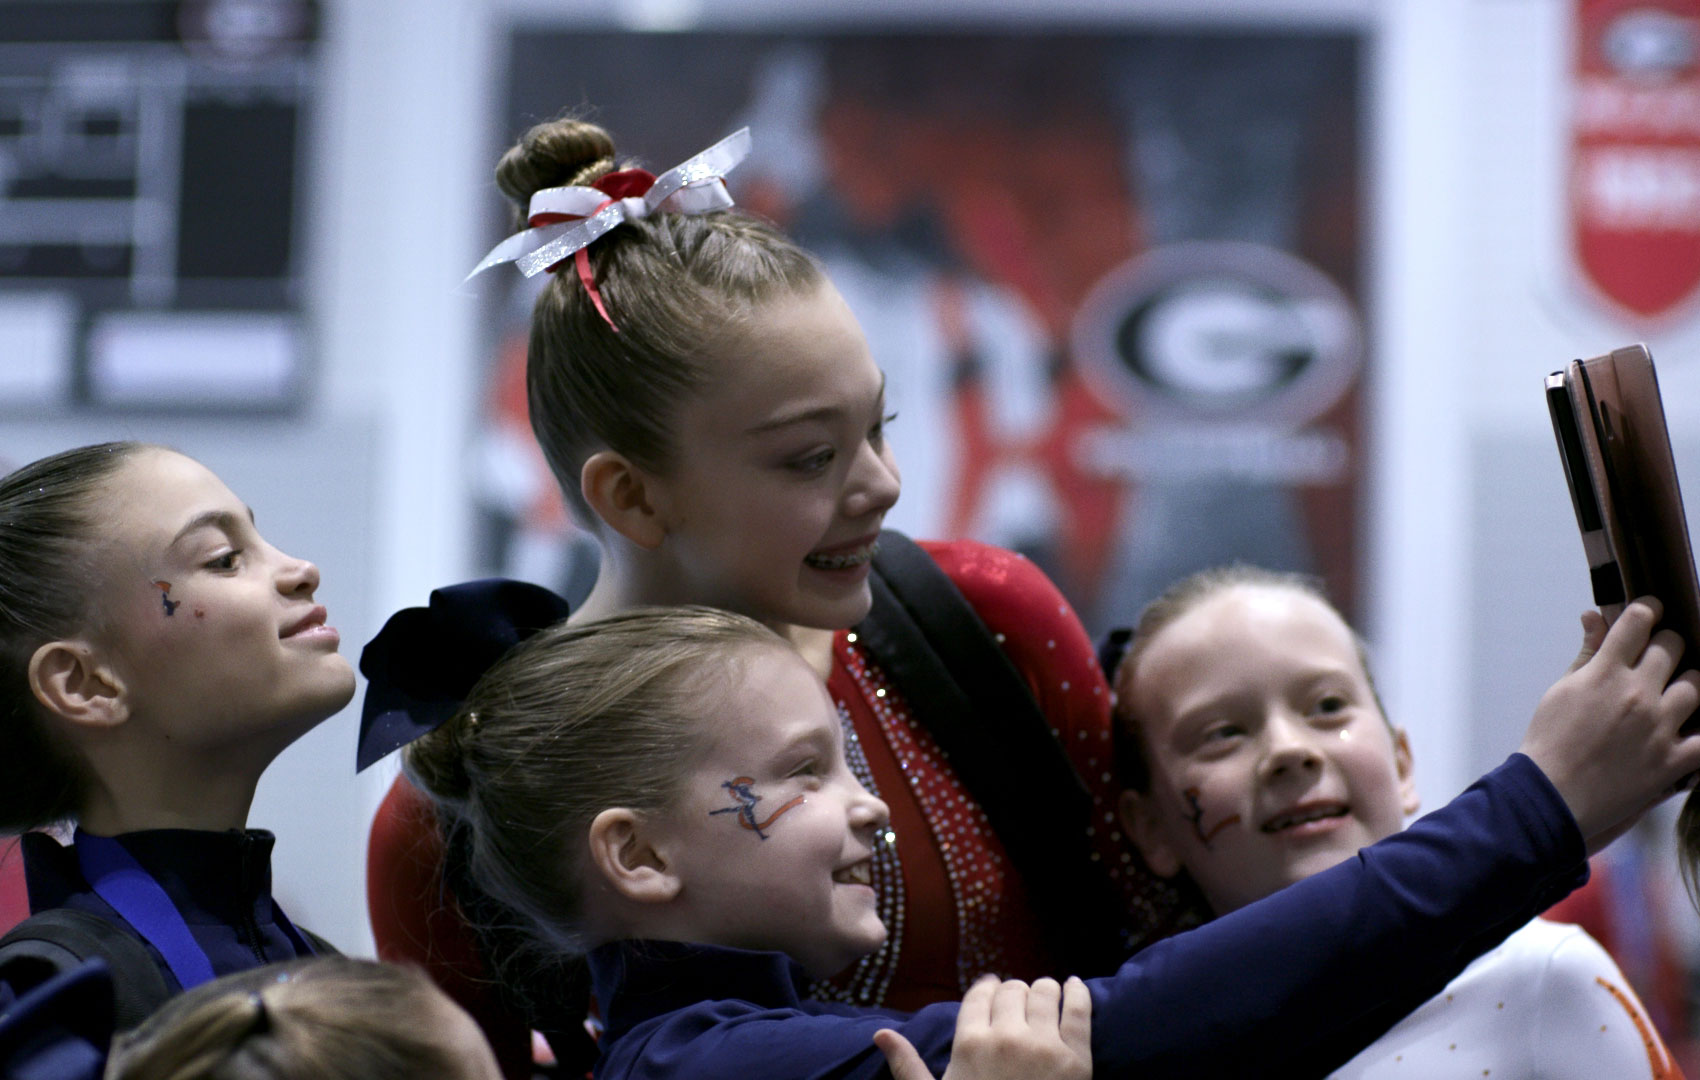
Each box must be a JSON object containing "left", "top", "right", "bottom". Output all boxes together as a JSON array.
[
  {"left": 709, "top": 776, "right": 805, "bottom": 840},
  {"left": 151, "top": 580, "right": 181, "bottom": 617},
  {"left": 1183, "top": 787, "right": 1240, "bottom": 848}
]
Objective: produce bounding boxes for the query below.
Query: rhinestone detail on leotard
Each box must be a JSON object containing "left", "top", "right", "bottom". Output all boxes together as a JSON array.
[
  {"left": 808, "top": 702, "right": 905, "bottom": 1005},
  {"left": 840, "top": 639, "right": 1010, "bottom": 992}
]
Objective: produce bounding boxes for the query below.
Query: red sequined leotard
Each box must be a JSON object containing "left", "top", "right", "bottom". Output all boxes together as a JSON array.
[{"left": 816, "top": 539, "right": 1185, "bottom": 1010}]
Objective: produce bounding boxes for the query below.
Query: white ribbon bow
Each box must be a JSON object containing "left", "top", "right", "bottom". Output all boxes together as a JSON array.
[{"left": 467, "top": 127, "right": 752, "bottom": 281}]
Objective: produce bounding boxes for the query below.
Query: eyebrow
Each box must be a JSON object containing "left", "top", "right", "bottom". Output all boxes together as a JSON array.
[
  {"left": 742, "top": 374, "right": 888, "bottom": 436},
  {"left": 170, "top": 507, "right": 256, "bottom": 548},
  {"left": 765, "top": 721, "right": 839, "bottom": 763}
]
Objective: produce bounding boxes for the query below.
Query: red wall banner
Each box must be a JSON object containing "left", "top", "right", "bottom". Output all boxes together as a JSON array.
[{"left": 1573, "top": 0, "right": 1700, "bottom": 320}]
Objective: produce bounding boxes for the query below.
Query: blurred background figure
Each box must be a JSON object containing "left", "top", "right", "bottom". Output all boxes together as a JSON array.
[{"left": 104, "top": 956, "right": 501, "bottom": 1080}]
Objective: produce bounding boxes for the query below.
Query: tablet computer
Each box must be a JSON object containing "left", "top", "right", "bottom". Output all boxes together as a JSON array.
[{"left": 1546, "top": 343, "right": 1700, "bottom": 683}]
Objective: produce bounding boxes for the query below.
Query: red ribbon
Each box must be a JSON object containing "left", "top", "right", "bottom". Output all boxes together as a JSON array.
[{"left": 527, "top": 169, "right": 658, "bottom": 333}]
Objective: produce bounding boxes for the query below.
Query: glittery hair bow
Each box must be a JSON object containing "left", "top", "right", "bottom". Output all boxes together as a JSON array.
[{"left": 466, "top": 127, "right": 752, "bottom": 330}]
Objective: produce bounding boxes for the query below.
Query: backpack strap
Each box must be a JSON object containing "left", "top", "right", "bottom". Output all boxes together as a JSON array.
[
  {"left": 855, "top": 530, "right": 1126, "bottom": 973},
  {"left": 297, "top": 928, "right": 339, "bottom": 957},
  {"left": 0, "top": 958, "right": 115, "bottom": 1080},
  {"left": 0, "top": 909, "right": 172, "bottom": 1033}
]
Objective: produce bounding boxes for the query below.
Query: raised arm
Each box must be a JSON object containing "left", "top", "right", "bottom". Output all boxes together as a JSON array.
[{"left": 1089, "top": 598, "right": 1700, "bottom": 1077}]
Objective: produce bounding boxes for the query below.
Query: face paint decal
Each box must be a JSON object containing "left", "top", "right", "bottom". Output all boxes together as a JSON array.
[
  {"left": 1183, "top": 786, "right": 1241, "bottom": 847},
  {"left": 152, "top": 580, "right": 181, "bottom": 616},
  {"left": 709, "top": 776, "right": 805, "bottom": 840}
]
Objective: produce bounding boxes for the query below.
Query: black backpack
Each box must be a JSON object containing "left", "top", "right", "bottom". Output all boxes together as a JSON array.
[
  {"left": 1, "top": 909, "right": 169, "bottom": 1034},
  {"left": 0, "top": 908, "right": 337, "bottom": 1033}
]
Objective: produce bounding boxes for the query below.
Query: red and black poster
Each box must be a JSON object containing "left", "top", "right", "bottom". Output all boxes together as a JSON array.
[{"left": 472, "top": 29, "right": 1367, "bottom": 634}]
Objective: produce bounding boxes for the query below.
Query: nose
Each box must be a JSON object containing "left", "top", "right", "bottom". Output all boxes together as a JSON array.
[
  {"left": 843, "top": 441, "right": 901, "bottom": 521},
  {"left": 849, "top": 781, "right": 891, "bottom": 837},
  {"left": 1258, "top": 712, "right": 1322, "bottom": 783},
  {"left": 276, "top": 550, "right": 321, "bottom": 598}
]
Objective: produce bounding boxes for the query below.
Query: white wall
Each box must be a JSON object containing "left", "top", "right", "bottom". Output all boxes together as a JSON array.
[
  {"left": 1368, "top": 0, "right": 1478, "bottom": 812},
  {"left": 1454, "top": 0, "right": 1700, "bottom": 792},
  {"left": 274, "top": 0, "right": 496, "bottom": 951}
]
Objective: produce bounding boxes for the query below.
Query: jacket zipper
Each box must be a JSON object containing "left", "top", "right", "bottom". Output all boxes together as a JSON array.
[{"left": 237, "top": 832, "right": 268, "bottom": 967}]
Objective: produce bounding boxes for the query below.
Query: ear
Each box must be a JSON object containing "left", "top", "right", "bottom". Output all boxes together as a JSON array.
[
  {"left": 29, "top": 640, "right": 128, "bottom": 730},
  {"left": 580, "top": 451, "right": 667, "bottom": 550},
  {"left": 1392, "top": 727, "right": 1420, "bottom": 816},
  {"left": 1118, "top": 788, "right": 1183, "bottom": 879},
  {"left": 587, "top": 808, "right": 681, "bottom": 904}
]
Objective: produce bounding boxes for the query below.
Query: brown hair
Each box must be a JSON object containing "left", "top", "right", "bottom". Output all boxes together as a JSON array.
[
  {"left": 103, "top": 957, "right": 482, "bottom": 1080},
  {"left": 1111, "top": 564, "right": 1386, "bottom": 793},
  {"left": 1679, "top": 790, "right": 1700, "bottom": 911},
  {"left": 404, "top": 606, "right": 784, "bottom": 967},
  {"left": 0, "top": 441, "right": 150, "bottom": 831},
  {"left": 495, "top": 116, "right": 824, "bottom": 524}
]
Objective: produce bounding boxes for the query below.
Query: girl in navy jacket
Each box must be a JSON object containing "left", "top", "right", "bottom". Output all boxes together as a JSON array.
[{"left": 0, "top": 443, "right": 355, "bottom": 1032}]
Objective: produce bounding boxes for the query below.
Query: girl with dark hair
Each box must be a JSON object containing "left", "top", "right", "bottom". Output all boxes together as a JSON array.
[{"left": 0, "top": 444, "right": 354, "bottom": 1031}]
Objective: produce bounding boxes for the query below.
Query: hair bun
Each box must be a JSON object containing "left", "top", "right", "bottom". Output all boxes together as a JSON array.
[
  {"left": 403, "top": 710, "right": 477, "bottom": 805},
  {"left": 495, "top": 118, "right": 618, "bottom": 220}
]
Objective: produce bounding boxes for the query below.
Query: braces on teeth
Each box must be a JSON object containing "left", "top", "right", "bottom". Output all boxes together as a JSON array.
[{"left": 807, "top": 542, "right": 880, "bottom": 570}]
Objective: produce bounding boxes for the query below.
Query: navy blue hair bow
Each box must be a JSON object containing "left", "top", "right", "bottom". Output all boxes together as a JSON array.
[{"left": 356, "top": 578, "right": 573, "bottom": 772}]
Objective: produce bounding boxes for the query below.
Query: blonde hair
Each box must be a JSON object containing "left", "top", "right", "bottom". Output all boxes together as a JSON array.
[
  {"left": 103, "top": 958, "right": 479, "bottom": 1080},
  {"left": 495, "top": 116, "right": 823, "bottom": 526},
  {"left": 404, "top": 606, "right": 784, "bottom": 972},
  {"left": 1111, "top": 564, "right": 1385, "bottom": 793}
]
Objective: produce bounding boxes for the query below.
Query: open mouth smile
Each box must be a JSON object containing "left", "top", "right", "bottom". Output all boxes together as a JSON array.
[
  {"left": 1261, "top": 803, "right": 1349, "bottom": 833},
  {"left": 832, "top": 862, "right": 873, "bottom": 886},
  {"left": 805, "top": 540, "right": 880, "bottom": 571}
]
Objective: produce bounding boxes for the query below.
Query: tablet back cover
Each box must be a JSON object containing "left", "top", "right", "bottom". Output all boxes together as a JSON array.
[{"left": 1550, "top": 344, "right": 1700, "bottom": 677}]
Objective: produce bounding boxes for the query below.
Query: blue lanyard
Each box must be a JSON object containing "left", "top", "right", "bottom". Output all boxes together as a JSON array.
[{"left": 73, "top": 830, "right": 313, "bottom": 991}]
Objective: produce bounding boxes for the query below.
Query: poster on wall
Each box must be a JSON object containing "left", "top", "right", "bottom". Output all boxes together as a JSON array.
[
  {"left": 0, "top": 0, "right": 315, "bottom": 412},
  {"left": 471, "top": 28, "right": 1366, "bottom": 634}
]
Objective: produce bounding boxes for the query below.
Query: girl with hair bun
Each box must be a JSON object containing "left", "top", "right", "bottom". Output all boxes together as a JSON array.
[
  {"left": 366, "top": 113, "right": 1142, "bottom": 1061},
  {"left": 0, "top": 443, "right": 354, "bottom": 1032},
  {"left": 104, "top": 956, "right": 501, "bottom": 1080}
]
